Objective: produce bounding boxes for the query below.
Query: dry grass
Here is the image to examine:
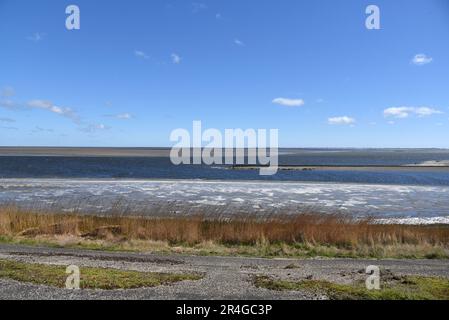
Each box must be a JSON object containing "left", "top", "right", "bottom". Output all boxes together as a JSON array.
[{"left": 0, "top": 205, "right": 448, "bottom": 258}]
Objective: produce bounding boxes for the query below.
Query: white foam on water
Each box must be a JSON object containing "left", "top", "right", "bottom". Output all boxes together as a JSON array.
[
  {"left": 376, "top": 216, "right": 449, "bottom": 225},
  {"left": 1, "top": 178, "right": 448, "bottom": 223}
]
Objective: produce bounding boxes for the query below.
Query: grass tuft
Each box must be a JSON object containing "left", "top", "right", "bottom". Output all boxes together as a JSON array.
[
  {"left": 0, "top": 258, "right": 202, "bottom": 290},
  {"left": 254, "top": 275, "right": 449, "bottom": 300}
]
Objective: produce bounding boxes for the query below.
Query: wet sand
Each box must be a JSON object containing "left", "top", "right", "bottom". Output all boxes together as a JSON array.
[{"left": 0, "top": 147, "right": 171, "bottom": 157}]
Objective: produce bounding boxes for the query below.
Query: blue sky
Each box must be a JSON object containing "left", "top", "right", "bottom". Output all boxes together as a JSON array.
[{"left": 0, "top": 0, "right": 448, "bottom": 148}]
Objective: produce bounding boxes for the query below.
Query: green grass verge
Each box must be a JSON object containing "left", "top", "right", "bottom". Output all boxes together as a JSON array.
[
  {"left": 0, "top": 258, "right": 202, "bottom": 290},
  {"left": 1, "top": 235, "right": 448, "bottom": 259},
  {"left": 254, "top": 275, "right": 449, "bottom": 300}
]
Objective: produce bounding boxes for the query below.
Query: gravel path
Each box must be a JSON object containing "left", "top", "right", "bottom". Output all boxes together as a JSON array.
[{"left": 1, "top": 244, "right": 448, "bottom": 300}]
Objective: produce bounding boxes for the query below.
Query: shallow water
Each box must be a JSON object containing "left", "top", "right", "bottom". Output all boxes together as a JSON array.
[
  {"left": 1, "top": 179, "right": 448, "bottom": 223},
  {"left": 1, "top": 153, "right": 449, "bottom": 185},
  {"left": 1, "top": 149, "right": 449, "bottom": 223}
]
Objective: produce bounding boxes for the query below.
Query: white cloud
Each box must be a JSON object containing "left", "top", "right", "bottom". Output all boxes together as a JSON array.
[
  {"left": 383, "top": 107, "right": 412, "bottom": 118},
  {"left": 0, "top": 117, "right": 15, "bottom": 123},
  {"left": 7, "top": 96, "right": 116, "bottom": 133},
  {"left": 383, "top": 106, "right": 442, "bottom": 118},
  {"left": 134, "top": 50, "right": 149, "bottom": 59},
  {"left": 1, "top": 86, "right": 15, "bottom": 97},
  {"left": 28, "top": 100, "right": 80, "bottom": 123},
  {"left": 79, "top": 123, "right": 110, "bottom": 133},
  {"left": 272, "top": 97, "right": 305, "bottom": 107},
  {"left": 411, "top": 54, "right": 433, "bottom": 66},
  {"left": 116, "top": 113, "right": 132, "bottom": 119},
  {"left": 171, "top": 53, "right": 181, "bottom": 64},
  {"left": 105, "top": 113, "right": 132, "bottom": 120},
  {"left": 27, "top": 32, "right": 45, "bottom": 42},
  {"left": 0, "top": 87, "right": 17, "bottom": 109},
  {"left": 328, "top": 116, "right": 356, "bottom": 125},
  {"left": 234, "top": 39, "right": 245, "bottom": 46},
  {"left": 28, "top": 99, "right": 55, "bottom": 110},
  {"left": 192, "top": 3, "right": 207, "bottom": 13},
  {"left": 96, "top": 124, "right": 107, "bottom": 130},
  {"left": 0, "top": 99, "right": 18, "bottom": 109},
  {"left": 414, "top": 107, "right": 443, "bottom": 116},
  {"left": 33, "top": 126, "right": 54, "bottom": 133}
]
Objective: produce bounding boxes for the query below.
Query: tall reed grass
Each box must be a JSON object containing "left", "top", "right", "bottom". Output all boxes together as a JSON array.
[{"left": 1, "top": 205, "right": 448, "bottom": 248}]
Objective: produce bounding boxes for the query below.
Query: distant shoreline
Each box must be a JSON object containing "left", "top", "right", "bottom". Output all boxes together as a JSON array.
[
  {"left": 232, "top": 165, "right": 449, "bottom": 172},
  {"left": 1, "top": 147, "right": 449, "bottom": 171},
  {"left": 0, "top": 147, "right": 171, "bottom": 157},
  {"left": 1, "top": 146, "right": 449, "bottom": 158},
  {"left": 1, "top": 147, "right": 449, "bottom": 172}
]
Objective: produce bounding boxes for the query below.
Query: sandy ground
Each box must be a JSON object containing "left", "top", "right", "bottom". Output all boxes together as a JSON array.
[
  {"left": 1, "top": 244, "right": 449, "bottom": 300},
  {"left": 0, "top": 147, "right": 171, "bottom": 157}
]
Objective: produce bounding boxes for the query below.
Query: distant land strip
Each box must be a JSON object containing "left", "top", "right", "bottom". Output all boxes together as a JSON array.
[
  {"left": 231, "top": 165, "right": 449, "bottom": 172},
  {"left": 0, "top": 147, "right": 171, "bottom": 157}
]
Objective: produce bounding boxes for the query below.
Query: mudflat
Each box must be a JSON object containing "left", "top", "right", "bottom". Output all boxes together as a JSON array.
[{"left": 0, "top": 147, "right": 171, "bottom": 157}]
